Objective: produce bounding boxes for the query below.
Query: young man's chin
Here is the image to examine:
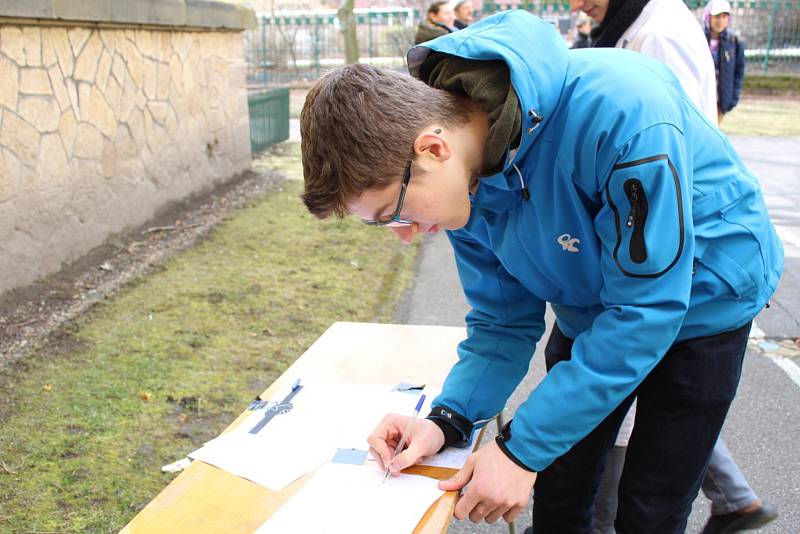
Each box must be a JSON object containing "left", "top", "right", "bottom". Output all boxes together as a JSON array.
[{"left": 442, "top": 214, "right": 470, "bottom": 232}]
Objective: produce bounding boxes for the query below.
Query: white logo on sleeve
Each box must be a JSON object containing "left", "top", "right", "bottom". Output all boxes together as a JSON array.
[{"left": 557, "top": 233, "right": 580, "bottom": 253}]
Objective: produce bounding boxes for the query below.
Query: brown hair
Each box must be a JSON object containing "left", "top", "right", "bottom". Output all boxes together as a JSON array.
[
  {"left": 300, "top": 63, "right": 471, "bottom": 218},
  {"left": 428, "top": 1, "right": 450, "bottom": 16}
]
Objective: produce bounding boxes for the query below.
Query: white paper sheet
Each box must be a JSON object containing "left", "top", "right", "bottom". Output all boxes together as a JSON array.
[
  {"left": 419, "top": 433, "right": 477, "bottom": 469},
  {"left": 255, "top": 462, "right": 444, "bottom": 534},
  {"left": 188, "top": 382, "right": 440, "bottom": 491}
]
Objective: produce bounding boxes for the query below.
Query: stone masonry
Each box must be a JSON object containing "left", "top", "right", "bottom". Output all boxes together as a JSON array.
[{"left": 0, "top": 2, "right": 255, "bottom": 294}]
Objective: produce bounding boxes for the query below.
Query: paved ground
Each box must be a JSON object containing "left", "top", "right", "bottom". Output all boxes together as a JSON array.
[{"left": 394, "top": 136, "right": 800, "bottom": 534}]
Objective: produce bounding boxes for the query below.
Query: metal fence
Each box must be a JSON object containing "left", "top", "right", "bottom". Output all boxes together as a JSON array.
[
  {"left": 248, "top": 87, "right": 290, "bottom": 153},
  {"left": 245, "top": 1, "right": 800, "bottom": 87},
  {"left": 244, "top": 8, "right": 417, "bottom": 85},
  {"left": 685, "top": 0, "right": 800, "bottom": 74}
]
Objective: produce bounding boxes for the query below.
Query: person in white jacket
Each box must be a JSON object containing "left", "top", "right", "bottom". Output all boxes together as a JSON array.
[
  {"left": 581, "top": 0, "right": 718, "bottom": 122},
  {"left": 567, "top": 0, "right": 779, "bottom": 532}
]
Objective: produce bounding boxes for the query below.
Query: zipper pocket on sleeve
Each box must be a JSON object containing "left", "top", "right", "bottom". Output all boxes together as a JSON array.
[
  {"left": 605, "top": 153, "right": 684, "bottom": 278},
  {"left": 623, "top": 179, "right": 649, "bottom": 264}
]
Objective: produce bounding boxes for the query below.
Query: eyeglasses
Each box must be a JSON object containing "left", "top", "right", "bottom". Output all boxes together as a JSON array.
[{"left": 362, "top": 159, "right": 414, "bottom": 227}]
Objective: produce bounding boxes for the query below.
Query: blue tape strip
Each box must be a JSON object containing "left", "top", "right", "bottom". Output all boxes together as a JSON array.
[{"left": 331, "top": 448, "right": 368, "bottom": 465}]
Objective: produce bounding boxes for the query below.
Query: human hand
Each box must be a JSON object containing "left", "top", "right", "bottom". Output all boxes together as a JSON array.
[
  {"left": 367, "top": 415, "right": 444, "bottom": 474},
  {"left": 439, "top": 439, "right": 537, "bottom": 524}
]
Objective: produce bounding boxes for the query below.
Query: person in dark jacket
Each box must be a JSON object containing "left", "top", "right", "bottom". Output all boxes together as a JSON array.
[
  {"left": 705, "top": 0, "right": 746, "bottom": 123},
  {"left": 453, "top": 1, "right": 474, "bottom": 29},
  {"left": 415, "top": 1, "right": 455, "bottom": 44},
  {"left": 571, "top": 16, "right": 592, "bottom": 48}
]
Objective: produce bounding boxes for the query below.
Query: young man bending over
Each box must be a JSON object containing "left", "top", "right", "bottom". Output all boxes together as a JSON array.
[{"left": 300, "top": 11, "right": 782, "bottom": 532}]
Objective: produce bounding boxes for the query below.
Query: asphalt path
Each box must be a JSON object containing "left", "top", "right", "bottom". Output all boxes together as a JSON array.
[{"left": 393, "top": 136, "right": 800, "bottom": 534}]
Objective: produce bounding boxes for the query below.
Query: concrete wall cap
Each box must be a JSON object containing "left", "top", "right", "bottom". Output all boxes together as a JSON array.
[{"left": 0, "top": 0, "right": 256, "bottom": 30}]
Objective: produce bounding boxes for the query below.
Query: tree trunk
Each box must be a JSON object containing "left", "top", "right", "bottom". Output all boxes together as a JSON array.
[{"left": 337, "top": 0, "right": 359, "bottom": 65}]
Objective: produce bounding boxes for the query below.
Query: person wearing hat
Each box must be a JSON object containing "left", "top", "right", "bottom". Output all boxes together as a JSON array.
[{"left": 705, "top": 0, "right": 746, "bottom": 124}]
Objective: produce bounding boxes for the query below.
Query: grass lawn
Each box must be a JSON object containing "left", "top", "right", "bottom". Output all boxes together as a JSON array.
[
  {"left": 720, "top": 96, "right": 800, "bottom": 137},
  {"left": 0, "top": 174, "right": 418, "bottom": 532}
]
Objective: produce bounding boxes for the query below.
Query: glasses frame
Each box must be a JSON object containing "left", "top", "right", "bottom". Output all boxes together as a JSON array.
[{"left": 362, "top": 159, "right": 414, "bottom": 227}]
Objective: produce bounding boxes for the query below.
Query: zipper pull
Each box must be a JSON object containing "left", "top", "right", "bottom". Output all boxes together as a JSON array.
[{"left": 626, "top": 182, "right": 639, "bottom": 227}]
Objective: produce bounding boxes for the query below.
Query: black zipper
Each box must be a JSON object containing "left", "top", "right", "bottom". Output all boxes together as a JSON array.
[{"left": 623, "top": 178, "right": 648, "bottom": 264}]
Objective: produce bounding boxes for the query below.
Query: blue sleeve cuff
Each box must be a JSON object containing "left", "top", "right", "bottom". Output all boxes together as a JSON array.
[{"left": 495, "top": 420, "right": 536, "bottom": 472}]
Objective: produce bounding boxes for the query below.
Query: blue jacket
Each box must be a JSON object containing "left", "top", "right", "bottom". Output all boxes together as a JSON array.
[
  {"left": 706, "top": 28, "right": 746, "bottom": 113},
  {"left": 408, "top": 11, "right": 783, "bottom": 471}
]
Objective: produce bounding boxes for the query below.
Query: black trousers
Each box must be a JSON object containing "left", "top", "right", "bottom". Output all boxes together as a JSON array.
[{"left": 531, "top": 321, "right": 751, "bottom": 534}]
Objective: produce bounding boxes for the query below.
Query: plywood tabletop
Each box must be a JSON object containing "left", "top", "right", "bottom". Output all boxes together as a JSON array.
[{"left": 122, "top": 322, "right": 471, "bottom": 534}]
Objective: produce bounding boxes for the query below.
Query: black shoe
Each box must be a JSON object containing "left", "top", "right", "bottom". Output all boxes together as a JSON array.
[{"left": 701, "top": 502, "right": 779, "bottom": 534}]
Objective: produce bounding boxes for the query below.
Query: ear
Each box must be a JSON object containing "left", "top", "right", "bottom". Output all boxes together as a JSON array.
[{"left": 413, "top": 128, "right": 451, "bottom": 163}]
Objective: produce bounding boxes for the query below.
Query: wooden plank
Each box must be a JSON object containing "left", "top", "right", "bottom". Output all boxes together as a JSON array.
[{"left": 122, "top": 322, "right": 470, "bottom": 533}]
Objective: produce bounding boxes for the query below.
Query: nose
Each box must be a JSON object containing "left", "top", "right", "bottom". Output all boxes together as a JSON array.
[
  {"left": 569, "top": 0, "right": 584, "bottom": 11},
  {"left": 389, "top": 223, "right": 420, "bottom": 244}
]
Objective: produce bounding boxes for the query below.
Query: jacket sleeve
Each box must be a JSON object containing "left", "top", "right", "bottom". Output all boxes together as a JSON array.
[
  {"left": 430, "top": 230, "right": 547, "bottom": 441},
  {"left": 503, "top": 123, "right": 695, "bottom": 471},
  {"left": 733, "top": 36, "right": 746, "bottom": 107}
]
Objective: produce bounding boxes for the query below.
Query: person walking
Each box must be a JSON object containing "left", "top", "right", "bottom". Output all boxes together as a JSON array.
[
  {"left": 454, "top": 0, "right": 474, "bottom": 29},
  {"left": 415, "top": 1, "right": 455, "bottom": 44},
  {"left": 571, "top": 16, "right": 593, "bottom": 48},
  {"left": 705, "top": 0, "right": 746, "bottom": 124}
]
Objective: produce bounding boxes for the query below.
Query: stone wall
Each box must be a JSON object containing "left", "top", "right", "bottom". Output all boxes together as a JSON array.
[{"left": 0, "top": 2, "right": 255, "bottom": 295}]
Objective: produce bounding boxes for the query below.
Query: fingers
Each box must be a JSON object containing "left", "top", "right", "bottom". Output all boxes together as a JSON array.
[
  {"left": 468, "top": 505, "right": 485, "bottom": 523},
  {"left": 438, "top": 454, "right": 475, "bottom": 492},
  {"left": 463, "top": 500, "right": 522, "bottom": 524},
  {"left": 368, "top": 446, "right": 387, "bottom": 471},
  {"left": 452, "top": 485, "right": 480, "bottom": 521},
  {"left": 444, "top": 440, "right": 536, "bottom": 525},
  {"left": 366, "top": 437, "right": 392, "bottom": 470},
  {"left": 367, "top": 414, "right": 408, "bottom": 469},
  {"left": 503, "top": 504, "right": 525, "bottom": 524},
  {"left": 388, "top": 438, "right": 427, "bottom": 473},
  {"left": 484, "top": 505, "right": 510, "bottom": 524}
]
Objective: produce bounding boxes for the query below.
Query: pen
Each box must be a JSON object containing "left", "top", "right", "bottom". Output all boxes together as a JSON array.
[{"left": 383, "top": 393, "right": 426, "bottom": 483}]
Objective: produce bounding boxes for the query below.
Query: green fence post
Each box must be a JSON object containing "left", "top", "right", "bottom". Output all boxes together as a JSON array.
[
  {"left": 261, "top": 15, "right": 268, "bottom": 86},
  {"left": 314, "top": 15, "right": 321, "bottom": 79},
  {"left": 763, "top": 0, "right": 776, "bottom": 73},
  {"left": 248, "top": 87, "right": 290, "bottom": 153},
  {"left": 368, "top": 11, "right": 374, "bottom": 61}
]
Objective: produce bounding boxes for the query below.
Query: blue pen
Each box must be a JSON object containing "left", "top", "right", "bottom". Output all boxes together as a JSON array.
[{"left": 383, "top": 393, "right": 426, "bottom": 483}]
